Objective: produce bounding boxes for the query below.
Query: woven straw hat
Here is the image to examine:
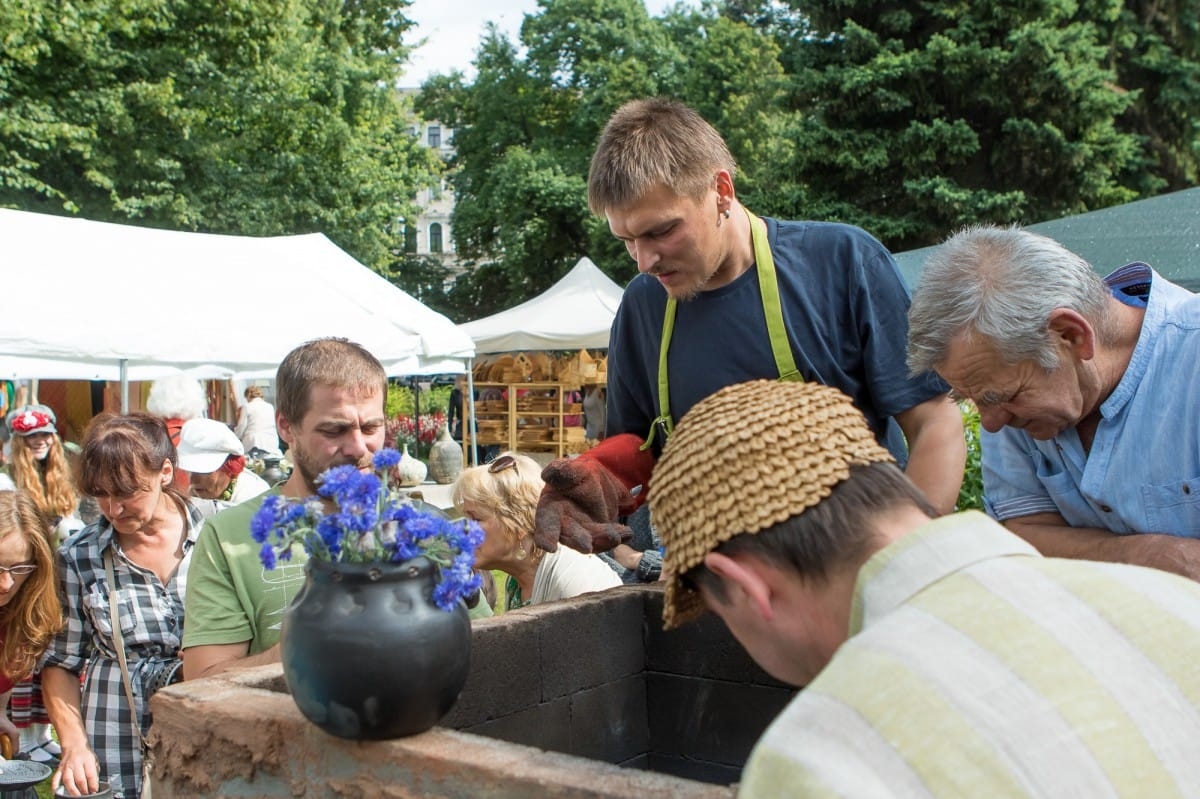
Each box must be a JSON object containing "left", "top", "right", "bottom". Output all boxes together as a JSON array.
[{"left": 650, "top": 380, "right": 894, "bottom": 629}]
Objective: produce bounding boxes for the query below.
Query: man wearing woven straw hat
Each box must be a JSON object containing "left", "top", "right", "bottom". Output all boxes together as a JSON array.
[
  {"left": 652, "top": 379, "right": 1200, "bottom": 797},
  {"left": 533, "top": 97, "right": 965, "bottom": 559}
]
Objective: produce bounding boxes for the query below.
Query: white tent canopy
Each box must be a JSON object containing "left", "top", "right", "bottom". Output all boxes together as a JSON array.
[
  {"left": 1, "top": 209, "right": 475, "bottom": 379},
  {"left": 458, "top": 257, "right": 624, "bottom": 353}
]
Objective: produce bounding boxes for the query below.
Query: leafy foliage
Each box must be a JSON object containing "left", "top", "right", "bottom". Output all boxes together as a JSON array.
[
  {"left": 766, "top": 0, "right": 1145, "bottom": 250},
  {"left": 420, "top": 0, "right": 1197, "bottom": 312},
  {"left": 957, "top": 402, "right": 985, "bottom": 512},
  {"left": 0, "top": 0, "right": 440, "bottom": 271}
]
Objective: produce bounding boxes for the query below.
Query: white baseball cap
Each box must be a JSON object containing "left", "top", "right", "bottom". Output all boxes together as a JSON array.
[{"left": 177, "top": 418, "right": 244, "bottom": 474}]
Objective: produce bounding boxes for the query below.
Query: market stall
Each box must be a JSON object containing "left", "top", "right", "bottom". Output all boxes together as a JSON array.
[{"left": 458, "top": 258, "right": 623, "bottom": 459}]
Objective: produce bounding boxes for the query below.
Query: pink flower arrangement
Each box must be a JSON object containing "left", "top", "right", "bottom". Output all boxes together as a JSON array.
[{"left": 386, "top": 411, "right": 447, "bottom": 457}]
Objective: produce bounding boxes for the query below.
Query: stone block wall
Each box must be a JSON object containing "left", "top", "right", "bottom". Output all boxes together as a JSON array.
[{"left": 149, "top": 584, "right": 792, "bottom": 797}]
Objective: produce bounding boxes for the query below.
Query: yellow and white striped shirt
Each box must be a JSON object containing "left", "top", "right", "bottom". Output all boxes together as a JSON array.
[{"left": 740, "top": 511, "right": 1200, "bottom": 798}]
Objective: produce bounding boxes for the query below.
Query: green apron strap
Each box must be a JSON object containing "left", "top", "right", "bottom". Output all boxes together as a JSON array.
[
  {"left": 748, "top": 210, "right": 802, "bottom": 382},
  {"left": 641, "top": 299, "right": 677, "bottom": 452},
  {"left": 643, "top": 208, "right": 802, "bottom": 450}
]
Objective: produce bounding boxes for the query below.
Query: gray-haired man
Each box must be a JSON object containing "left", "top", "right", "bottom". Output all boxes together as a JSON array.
[{"left": 908, "top": 225, "right": 1200, "bottom": 578}]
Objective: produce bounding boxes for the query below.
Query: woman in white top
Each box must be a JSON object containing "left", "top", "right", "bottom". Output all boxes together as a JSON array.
[
  {"left": 233, "top": 386, "right": 280, "bottom": 455},
  {"left": 453, "top": 452, "right": 620, "bottom": 611}
]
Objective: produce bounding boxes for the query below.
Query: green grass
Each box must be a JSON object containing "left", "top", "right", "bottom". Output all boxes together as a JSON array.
[{"left": 957, "top": 401, "right": 984, "bottom": 512}]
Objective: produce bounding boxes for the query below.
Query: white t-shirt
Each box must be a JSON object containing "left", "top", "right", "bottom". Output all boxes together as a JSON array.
[{"left": 530, "top": 545, "right": 622, "bottom": 605}]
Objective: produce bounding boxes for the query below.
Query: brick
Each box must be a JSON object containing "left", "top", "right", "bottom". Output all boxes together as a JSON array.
[
  {"left": 645, "top": 753, "right": 744, "bottom": 786},
  {"left": 534, "top": 587, "right": 645, "bottom": 700},
  {"left": 442, "top": 613, "right": 542, "bottom": 728},
  {"left": 463, "top": 696, "right": 571, "bottom": 751},
  {"left": 568, "top": 673, "right": 649, "bottom": 763},
  {"left": 642, "top": 591, "right": 787, "bottom": 688},
  {"left": 645, "top": 673, "right": 794, "bottom": 767}
]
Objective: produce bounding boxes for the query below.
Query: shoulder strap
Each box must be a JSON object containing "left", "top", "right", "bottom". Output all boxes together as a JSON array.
[
  {"left": 642, "top": 209, "right": 802, "bottom": 452},
  {"left": 104, "top": 550, "right": 151, "bottom": 751},
  {"left": 748, "top": 212, "right": 802, "bottom": 382}
]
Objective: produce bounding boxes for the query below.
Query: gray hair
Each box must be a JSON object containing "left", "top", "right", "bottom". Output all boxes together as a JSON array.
[
  {"left": 907, "top": 225, "right": 1111, "bottom": 375},
  {"left": 146, "top": 375, "right": 207, "bottom": 420}
]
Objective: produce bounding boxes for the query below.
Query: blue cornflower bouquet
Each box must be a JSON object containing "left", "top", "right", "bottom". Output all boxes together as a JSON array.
[{"left": 250, "top": 448, "right": 484, "bottom": 611}]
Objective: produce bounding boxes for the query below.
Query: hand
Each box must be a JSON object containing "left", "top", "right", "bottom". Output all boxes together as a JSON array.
[
  {"left": 0, "top": 715, "right": 17, "bottom": 759},
  {"left": 534, "top": 457, "right": 637, "bottom": 554},
  {"left": 52, "top": 745, "right": 102, "bottom": 797}
]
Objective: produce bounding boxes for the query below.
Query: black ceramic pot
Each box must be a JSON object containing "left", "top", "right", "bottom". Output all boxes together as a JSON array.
[{"left": 280, "top": 556, "right": 471, "bottom": 739}]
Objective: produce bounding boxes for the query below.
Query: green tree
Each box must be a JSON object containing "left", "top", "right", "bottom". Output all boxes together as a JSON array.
[
  {"left": 418, "top": 0, "right": 791, "bottom": 318},
  {"left": 0, "top": 0, "right": 439, "bottom": 271},
  {"left": 766, "top": 0, "right": 1145, "bottom": 250},
  {"left": 661, "top": 7, "right": 794, "bottom": 213},
  {"left": 419, "top": 1, "right": 686, "bottom": 317},
  {"left": 1094, "top": 0, "right": 1200, "bottom": 190}
]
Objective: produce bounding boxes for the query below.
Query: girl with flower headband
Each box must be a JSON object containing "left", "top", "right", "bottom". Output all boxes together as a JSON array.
[{"left": 3, "top": 404, "right": 80, "bottom": 537}]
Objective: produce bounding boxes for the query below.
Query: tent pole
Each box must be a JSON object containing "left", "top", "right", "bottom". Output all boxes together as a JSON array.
[
  {"left": 466, "top": 361, "right": 478, "bottom": 467},
  {"left": 120, "top": 360, "right": 129, "bottom": 413}
]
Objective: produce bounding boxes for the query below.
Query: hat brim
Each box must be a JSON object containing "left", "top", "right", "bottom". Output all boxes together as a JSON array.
[
  {"left": 177, "top": 450, "right": 229, "bottom": 474},
  {"left": 15, "top": 426, "right": 56, "bottom": 437}
]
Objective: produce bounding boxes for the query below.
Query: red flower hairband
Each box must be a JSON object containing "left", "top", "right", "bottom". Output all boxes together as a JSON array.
[{"left": 11, "top": 410, "right": 53, "bottom": 435}]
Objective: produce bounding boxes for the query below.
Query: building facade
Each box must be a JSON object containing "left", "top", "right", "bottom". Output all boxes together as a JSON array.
[{"left": 407, "top": 118, "right": 457, "bottom": 263}]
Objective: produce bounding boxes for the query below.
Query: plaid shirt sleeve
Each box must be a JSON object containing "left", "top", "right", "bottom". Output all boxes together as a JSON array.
[{"left": 43, "top": 529, "right": 98, "bottom": 675}]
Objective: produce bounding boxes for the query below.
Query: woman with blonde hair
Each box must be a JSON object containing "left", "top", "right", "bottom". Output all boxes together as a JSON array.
[
  {"left": 0, "top": 491, "right": 63, "bottom": 758},
  {"left": 233, "top": 384, "right": 280, "bottom": 454},
  {"left": 453, "top": 453, "right": 620, "bottom": 611},
  {"left": 4, "top": 405, "right": 79, "bottom": 536}
]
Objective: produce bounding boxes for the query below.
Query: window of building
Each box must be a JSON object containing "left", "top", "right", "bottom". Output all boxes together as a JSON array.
[
  {"left": 429, "top": 223, "right": 443, "bottom": 253},
  {"left": 428, "top": 125, "right": 441, "bottom": 148},
  {"left": 404, "top": 225, "right": 418, "bottom": 254}
]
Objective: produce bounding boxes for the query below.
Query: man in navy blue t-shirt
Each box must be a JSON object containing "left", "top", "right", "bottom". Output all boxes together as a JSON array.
[{"left": 532, "top": 98, "right": 965, "bottom": 557}]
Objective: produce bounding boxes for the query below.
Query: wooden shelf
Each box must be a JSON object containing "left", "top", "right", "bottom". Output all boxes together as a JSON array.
[{"left": 463, "top": 382, "right": 586, "bottom": 458}]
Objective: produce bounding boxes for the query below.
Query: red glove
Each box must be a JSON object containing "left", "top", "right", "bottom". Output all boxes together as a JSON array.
[{"left": 534, "top": 433, "right": 656, "bottom": 554}]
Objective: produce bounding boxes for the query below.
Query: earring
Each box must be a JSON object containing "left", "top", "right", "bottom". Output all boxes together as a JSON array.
[{"left": 723, "top": 208, "right": 731, "bottom": 219}]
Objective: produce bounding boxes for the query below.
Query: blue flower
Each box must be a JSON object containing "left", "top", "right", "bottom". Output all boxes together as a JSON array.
[
  {"left": 250, "top": 495, "right": 286, "bottom": 543},
  {"left": 372, "top": 449, "right": 401, "bottom": 471},
  {"left": 253, "top": 449, "right": 483, "bottom": 612},
  {"left": 259, "top": 543, "right": 277, "bottom": 570},
  {"left": 317, "top": 465, "right": 367, "bottom": 502}
]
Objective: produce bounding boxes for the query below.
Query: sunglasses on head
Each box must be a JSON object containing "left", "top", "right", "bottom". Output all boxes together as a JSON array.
[{"left": 488, "top": 454, "right": 518, "bottom": 475}]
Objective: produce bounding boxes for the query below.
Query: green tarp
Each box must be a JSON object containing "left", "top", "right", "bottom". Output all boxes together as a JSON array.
[{"left": 894, "top": 187, "right": 1200, "bottom": 291}]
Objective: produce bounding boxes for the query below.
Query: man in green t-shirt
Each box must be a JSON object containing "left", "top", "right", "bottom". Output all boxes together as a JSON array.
[{"left": 182, "top": 338, "right": 394, "bottom": 680}]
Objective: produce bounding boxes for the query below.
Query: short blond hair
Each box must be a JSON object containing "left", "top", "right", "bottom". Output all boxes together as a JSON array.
[
  {"left": 588, "top": 97, "right": 736, "bottom": 214},
  {"left": 452, "top": 453, "right": 544, "bottom": 549}
]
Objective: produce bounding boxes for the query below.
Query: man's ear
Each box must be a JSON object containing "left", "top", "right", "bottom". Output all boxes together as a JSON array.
[
  {"left": 1047, "top": 308, "right": 1096, "bottom": 361},
  {"left": 703, "top": 551, "right": 774, "bottom": 621},
  {"left": 714, "top": 170, "right": 735, "bottom": 210},
  {"left": 276, "top": 412, "right": 295, "bottom": 447}
]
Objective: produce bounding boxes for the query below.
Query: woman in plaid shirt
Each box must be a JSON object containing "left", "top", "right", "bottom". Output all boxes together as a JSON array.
[{"left": 42, "top": 413, "right": 204, "bottom": 798}]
